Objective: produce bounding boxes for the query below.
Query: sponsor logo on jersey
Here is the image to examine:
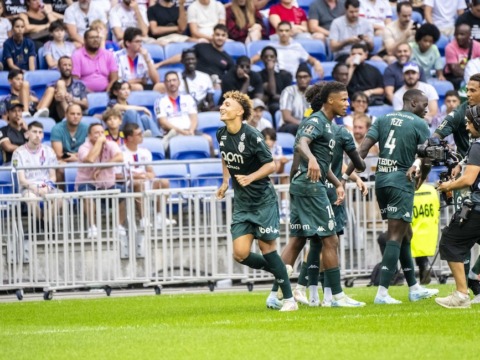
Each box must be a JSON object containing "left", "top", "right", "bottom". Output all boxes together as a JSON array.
[
  {"left": 381, "top": 266, "right": 389, "bottom": 270},
  {"left": 380, "top": 205, "right": 398, "bottom": 214},
  {"left": 404, "top": 212, "right": 411, "bottom": 218},
  {"left": 258, "top": 226, "right": 279, "bottom": 234},
  {"left": 290, "top": 223, "right": 310, "bottom": 230},
  {"left": 221, "top": 136, "right": 227, "bottom": 140},
  {"left": 311, "top": 118, "right": 318, "bottom": 123},
  {"left": 317, "top": 226, "right": 326, "bottom": 232},
  {"left": 256, "top": 137, "right": 261, "bottom": 143},
  {"left": 219, "top": 141, "right": 224, "bottom": 147},
  {"left": 221, "top": 151, "right": 244, "bottom": 165}
]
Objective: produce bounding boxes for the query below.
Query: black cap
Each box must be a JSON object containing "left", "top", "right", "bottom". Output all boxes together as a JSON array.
[{"left": 6, "top": 99, "right": 24, "bottom": 111}]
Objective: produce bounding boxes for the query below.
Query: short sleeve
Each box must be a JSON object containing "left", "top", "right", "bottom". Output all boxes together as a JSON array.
[
  {"left": 63, "top": 6, "right": 75, "bottom": 25},
  {"left": 107, "top": 52, "right": 118, "bottom": 72},
  {"left": 341, "top": 127, "right": 356, "bottom": 153},
  {"left": 50, "top": 124, "right": 64, "bottom": 143},
  {"left": 216, "top": 2, "right": 226, "bottom": 20},
  {"left": 366, "top": 118, "right": 380, "bottom": 142},
  {"left": 109, "top": 8, "right": 121, "bottom": 29},
  {"left": 383, "top": 66, "right": 396, "bottom": 87},
  {"left": 434, "top": 106, "right": 462, "bottom": 138},
  {"left": 11, "top": 149, "right": 21, "bottom": 166},
  {"left": 297, "top": 116, "right": 323, "bottom": 140},
  {"left": 187, "top": 3, "right": 197, "bottom": 23},
  {"left": 329, "top": 19, "right": 340, "bottom": 41},
  {"left": 44, "top": 41, "right": 53, "bottom": 56},
  {"left": 467, "top": 143, "right": 480, "bottom": 166},
  {"left": 77, "top": 144, "right": 88, "bottom": 162},
  {"left": 27, "top": 39, "right": 36, "bottom": 57},
  {"left": 186, "top": 95, "right": 197, "bottom": 114},
  {"left": 252, "top": 132, "right": 273, "bottom": 165},
  {"left": 154, "top": 97, "right": 164, "bottom": 119},
  {"left": 417, "top": 120, "right": 430, "bottom": 144}
]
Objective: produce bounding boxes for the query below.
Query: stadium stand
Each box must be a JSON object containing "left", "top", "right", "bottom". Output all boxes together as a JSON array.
[
  {"left": 128, "top": 90, "right": 161, "bottom": 115},
  {"left": 142, "top": 44, "right": 165, "bottom": 63},
  {"left": 223, "top": 41, "right": 247, "bottom": 61},
  {"left": 246, "top": 40, "right": 271, "bottom": 58},
  {"left": 87, "top": 92, "right": 109, "bottom": 116},
  {"left": 368, "top": 105, "right": 394, "bottom": 118},
  {"left": 197, "top": 111, "right": 223, "bottom": 150},
  {"left": 64, "top": 166, "right": 78, "bottom": 193},
  {"left": 169, "top": 136, "right": 211, "bottom": 160},
  {"left": 152, "top": 163, "right": 189, "bottom": 189},
  {"left": 141, "top": 138, "right": 165, "bottom": 161},
  {"left": 189, "top": 160, "right": 223, "bottom": 188},
  {"left": 37, "top": 46, "right": 48, "bottom": 70},
  {"left": 0, "top": 168, "right": 14, "bottom": 194},
  {"left": 276, "top": 132, "right": 295, "bottom": 155},
  {"left": 25, "top": 70, "right": 61, "bottom": 98},
  {"left": 365, "top": 60, "right": 388, "bottom": 75},
  {"left": 26, "top": 117, "right": 56, "bottom": 142},
  {"left": 297, "top": 39, "right": 327, "bottom": 61},
  {"left": 80, "top": 116, "right": 103, "bottom": 127},
  {"left": 436, "top": 34, "right": 450, "bottom": 57},
  {"left": 164, "top": 42, "right": 196, "bottom": 59},
  {"left": 0, "top": 72, "right": 10, "bottom": 96}
]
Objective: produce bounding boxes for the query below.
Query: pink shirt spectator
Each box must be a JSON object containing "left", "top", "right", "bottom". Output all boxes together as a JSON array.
[
  {"left": 71, "top": 47, "right": 118, "bottom": 92},
  {"left": 444, "top": 39, "right": 480, "bottom": 74},
  {"left": 75, "top": 140, "right": 121, "bottom": 189},
  {"left": 269, "top": 4, "right": 307, "bottom": 36}
]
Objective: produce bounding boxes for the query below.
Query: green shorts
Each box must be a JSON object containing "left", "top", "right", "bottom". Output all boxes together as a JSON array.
[
  {"left": 289, "top": 190, "right": 336, "bottom": 238},
  {"left": 231, "top": 202, "right": 280, "bottom": 241},
  {"left": 327, "top": 184, "right": 346, "bottom": 234},
  {"left": 376, "top": 187, "right": 414, "bottom": 223}
]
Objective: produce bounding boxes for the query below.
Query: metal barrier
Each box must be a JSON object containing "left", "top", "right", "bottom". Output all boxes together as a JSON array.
[{"left": 0, "top": 161, "right": 471, "bottom": 300}]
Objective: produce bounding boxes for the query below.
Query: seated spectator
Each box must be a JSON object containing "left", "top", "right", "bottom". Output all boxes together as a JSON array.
[
  {"left": 456, "top": 0, "right": 480, "bottom": 43},
  {"left": 346, "top": 43, "right": 384, "bottom": 105},
  {"left": 444, "top": 23, "right": 480, "bottom": 90},
  {"left": 12, "top": 121, "right": 60, "bottom": 223},
  {"left": 147, "top": 0, "right": 192, "bottom": 46},
  {"left": 0, "top": 1, "right": 12, "bottom": 49},
  {"left": 179, "top": 48, "right": 215, "bottom": 111},
  {"left": 393, "top": 62, "right": 438, "bottom": 123},
  {"left": 329, "top": 0, "right": 374, "bottom": 62},
  {"left": 89, "top": 19, "right": 121, "bottom": 53},
  {"left": 0, "top": 99, "right": 28, "bottom": 164},
  {"left": 63, "top": 0, "right": 107, "bottom": 46},
  {"left": 342, "top": 91, "right": 376, "bottom": 131},
  {"left": 278, "top": 63, "right": 311, "bottom": 135},
  {"left": 424, "top": 0, "right": 466, "bottom": 37},
  {"left": 75, "top": 123, "right": 126, "bottom": 238},
  {"left": 226, "top": 0, "right": 266, "bottom": 43},
  {"left": 464, "top": 57, "right": 480, "bottom": 85},
  {"left": 157, "top": 24, "right": 234, "bottom": 86},
  {"left": 120, "top": 123, "right": 175, "bottom": 228},
  {"left": 384, "top": 42, "right": 426, "bottom": 104},
  {"left": 114, "top": 27, "right": 162, "bottom": 92},
  {"left": 332, "top": 62, "right": 349, "bottom": 84},
  {"left": 359, "top": 0, "right": 392, "bottom": 36},
  {"left": 257, "top": 45, "right": 292, "bottom": 117},
  {"left": 431, "top": 90, "right": 460, "bottom": 139},
  {"left": 154, "top": 71, "right": 214, "bottom": 154},
  {"left": 308, "top": 0, "right": 346, "bottom": 42},
  {"left": 36, "top": 56, "right": 88, "bottom": 122},
  {"left": 71, "top": 28, "right": 118, "bottom": 93},
  {"left": 0, "top": 69, "right": 39, "bottom": 118},
  {"left": 43, "top": 20, "right": 76, "bottom": 69},
  {"left": 107, "top": 80, "right": 162, "bottom": 138},
  {"left": 19, "top": 0, "right": 63, "bottom": 51},
  {"left": 109, "top": 0, "right": 149, "bottom": 44},
  {"left": 410, "top": 23, "right": 445, "bottom": 80},
  {"left": 351, "top": 113, "right": 378, "bottom": 180},
  {"left": 91, "top": 0, "right": 115, "bottom": 17},
  {"left": 3, "top": 0, "right": 26, "bottom": 17},
  {"left": 2, "top": 17, "right": 36, "bottom": 71},
  {"left": 221, "top": 55, "right": 263, "bottom": 101},
  {"left": 187, "top": 0, "right": 226, "bottom": 42},
  {"left": 103, "top": 108, "right": 125, "bottom": 146},
  {"left": 269, "top": 0, "right": 310, "bottom": 40},
  {"left": 247, "top": 98, "right": 272, "bottom": 131}
]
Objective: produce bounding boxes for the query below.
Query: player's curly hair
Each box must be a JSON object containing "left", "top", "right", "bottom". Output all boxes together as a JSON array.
[
  {"left": 223, "top": 91, "right": 253, "bottom": 121},
  {"left": 305, "top": 82, "right": 325, "bottom": 103},
  {"left": 319, "top": 81, "right": 347, "bottom": 106}
]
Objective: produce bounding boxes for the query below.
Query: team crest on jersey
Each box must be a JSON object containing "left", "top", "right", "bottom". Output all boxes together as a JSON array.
[
  {"left": 328, "top": 220, "right": 334, "bottom": 231},
  {"left": 12, "top": 159, "right": 18, "bottom": 168},
  {"left": 240, "top": 133, "right": 245, "bottom": 141},
  {"left": 304, "top": 125, "right": 315, "bottom": 134},
  {"left": 238, "top": 142, "right": 245, "bottom": 153}
]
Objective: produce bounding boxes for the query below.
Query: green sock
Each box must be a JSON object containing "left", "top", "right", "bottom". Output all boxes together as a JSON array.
[
  {"left": 379, "top": 241, "right": 401, "bottom": 289},
  {"left": 399, "top": 241, "right": 417, "bottom": 287},
  {"left": 472, "top": 256, "right": 480, "bottom": 275},
  {"left": 240, "top": 252, "right": 269, "bottom": 270},
  {"left": 306, "top": 240, "right": 321, "bottom": 286},
  {"left": 324, "top": 267, "right": 342, "bottom": 295},
  {"left": 264, "top": 251, "right": 293, "bottom": 299},
  {"left": 297, "top": 262, "right": 308, "bottom": 287},
  {"left": 319, "top": 272, "right": 325, "bottom": 290}
]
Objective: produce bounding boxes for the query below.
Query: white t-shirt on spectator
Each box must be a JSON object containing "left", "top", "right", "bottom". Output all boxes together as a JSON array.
[
  {"left": 423, "top": 0, "right": 466, "bottom": 30},
  {"left": 154, "top": 94, "right": 198, "bottom": 131},
  {"left": 393, "top": 81, "right": 439, "bottom": 111},
  {"left": 178, "top": 70, "right": 214, "bottom": 104},
  {"left": 359, "top": 0, "right": 393, "bottom": 29},
  {"left": 64, "top": 2, "right": 108, "bottom": 37},
  {"left": 109, "top": 4, "right": 148, "bottom": 42},
  {"left": 115, "top": 49, "right": 153, "bottom": 82},
  {"left": 464, "top": 58, "right": 480, "bottom": 84},
  {"left": 187, "top": 0, "right": 226, "bottom": 38},
  {"left": 270, "top": 41, "right": 309, "bottom": 78},
  {"left": 120, "top": 145, "right": 152, "bottom": 175},
  {"left": 0, "top": 18, "right": 12, "bottom": 48}
]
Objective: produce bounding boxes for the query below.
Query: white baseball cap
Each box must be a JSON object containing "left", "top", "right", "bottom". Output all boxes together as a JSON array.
[{"left": 403, "top": 62, "right": 420, "bottom": 73}]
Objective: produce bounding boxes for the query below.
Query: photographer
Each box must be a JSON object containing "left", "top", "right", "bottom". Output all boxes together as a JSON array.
[{"left": 436, "top": 104, "right": 480, "bottom": 308}]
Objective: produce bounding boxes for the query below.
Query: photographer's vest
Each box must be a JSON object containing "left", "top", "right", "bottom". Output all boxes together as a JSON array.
[{"left": 411, "top": 184, "right": 440, "bottom": 257}]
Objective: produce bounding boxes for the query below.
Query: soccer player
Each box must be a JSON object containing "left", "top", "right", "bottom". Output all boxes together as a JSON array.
[
  {"left": 216, "top": 90, "right": 297, "bottom": 312},
  {"left": 345, "top": 89, "right": 439, "bottom": 304}
]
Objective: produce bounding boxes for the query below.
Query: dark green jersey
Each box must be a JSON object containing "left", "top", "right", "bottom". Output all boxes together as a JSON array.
[
  {"left": 434, "top": 102, "right": 471, "bottom": 157},
  {"left": 217, "top": 123, "right": 277, "bottom": 210},
  {"left": 367, "top": 110, "right": 430, "bottom": 193},
  {"left": 291, "top": 111, "right": 335, "bottom": 195},
  {"left": 331, "top": 123, "right": 356, "bottom": 178}
]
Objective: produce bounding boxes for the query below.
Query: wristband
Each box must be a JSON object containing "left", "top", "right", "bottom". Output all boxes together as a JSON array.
[{"left": 341, "top": 173, "right": 350, "bottom": 181}]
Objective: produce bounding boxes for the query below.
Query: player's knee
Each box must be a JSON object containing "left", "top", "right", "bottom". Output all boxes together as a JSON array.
[
  {"left": 323, "top": 235, "right": 339, "bottom": 249},
  {"left": 233, "top": 251, "right": 247, "bottom": 263}
]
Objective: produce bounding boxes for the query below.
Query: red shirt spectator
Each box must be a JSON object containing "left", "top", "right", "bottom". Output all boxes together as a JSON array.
[{"left": 269, "top": 0, "right": 308, "bottom": 36}]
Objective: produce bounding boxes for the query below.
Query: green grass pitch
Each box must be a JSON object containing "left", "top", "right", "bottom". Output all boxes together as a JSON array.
[{"left": 0, "top": 285, "right": 478, "bottom": 360}]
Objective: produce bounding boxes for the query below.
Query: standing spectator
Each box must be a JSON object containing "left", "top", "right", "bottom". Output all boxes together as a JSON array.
[
  {"left": 308, "top": 0, "right": 346, "bottom": 42},
  {"left": 0, "top": 99, "right": 28, "bottom": 164},
  {"left": 71, "top": 29, "right": 119, "bottom": 93},
  {"left": 269, "top": 0, "right": 310, "bottom": 40},
  {"left": 63, "top": 0, "right": 107, "bottom": 46},
  {"left": 393, "top": 62, "right": 439, "bottom": 123},
  {"left": 346, "top": 43, "right": 384, "bottom": 104},
  {"left": 410, "top": 23, "right": 445, "bottom": 81},
  {"left": 278, "top": 63, "right": 311, "bottom": 135},
  {"left": 187, "top": 0, "right": 226, "bottom": 42},
  {"left": 43, "top": 20, "right": 76, "bottom": 69},
  {"left": 179, "top": 48, "right": 215, "bottom": 112},
  {"left": 342, "top": 91, "right": 376, "bottom": 131},
  {"left": 2, "top": 17, "right": 36, "bottom": 71},
  {"left": 36, "top": 56, "right": 88, "bottom": 122},
  {"left": 147, "top": 0, "right": 191, "bottom": 45},
  {"left": 329, "top": 0, "right": 374, "bottom": 62},
  {"left": 226, "top": 0, "right": 266, "bottom": 43},
  {"left": 109, "top": 0, "right": 149, "bottom": 43},
  {"left": 114, "top": 27, "right": 162, "bottom": 92},
  {"left": 424, "top": 0, "right": 466, "bottom": 37},
  {"left": 359, "top": 0, "right": 392, "bottom": 36},
  {"left": 444, "top": 23, "right": 480, "bottom": 90},
  {"left": 456, "top": 0, "right": 480, "bottom": 43},
  {"left": 221, "top": 56, "right": 263, "bottom": 101},
  {"left": 3, "top": 0, "right": 26, "bottom": 17},
  {"left": 0, "top": 69, "right": 39, "bottom": 118},
  {"left": 257, "top": 45, "right": 292, "bottom": 117},
  {"left": 247, "top": 98, "right": 272, "bottom": 131},
  {"left": 0, "top": 0, "right": 12, "bottom": 49},
  {"left": 75, "top": 123, "right": 126, "bottom": 238},
  {"left": 382, "top": 1, "right": 415, "bottom": 63}
]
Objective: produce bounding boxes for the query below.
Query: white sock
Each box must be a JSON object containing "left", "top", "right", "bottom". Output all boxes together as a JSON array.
[
  {"left": 308, "top": 285, "right": 319, "bottom": 300},
  {"left": 323, "top": 287, "right": 332, "bottom": 302},
  {"left": 333, "top": 291, "right": 345, "bottom": 300},
  {"left": 268, "top": 291, "right": 277, "bottom": 299},
  {"left": 377, "top": 285, "right": 388, "bottom": 297},
  {"left": 284, "top": 297, "right": 295, "bottom": 302},
  {"left": 409, "top": 283, "right": 422, "bottom": 292},
  {"left": 295, "top": 284, "right": 306, "bottom": 291}
]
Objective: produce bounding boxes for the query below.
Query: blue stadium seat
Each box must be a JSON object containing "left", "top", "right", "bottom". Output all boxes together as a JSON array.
[
  {"left": 142, "top": 137, "right": 165, "bottom": 161},
  {"left": 169, "top": 135, "right": 211, "bottom": 160},
  {"left": 157, "top": 65, "right": 184, "bottom": 81},
  {"left": 297, "top": 39, "right": 327, "bottom": 61},
  {"left": 0, "top": 119, "right": 6, "bottom": 128},
  {"left": 25, "top": 70, "right": 60, "bottom": 98},
  {"left": 64, "top": 166, "right": 78, "bottom": 193},
  {"left": 37, "top": 46, "right": 48, "bottom": 70},
  {"left": 164, "top": 42, "right": 196, "bottom": 59},
  {"left": 189, "top": 160, "right": 223, "bottom": 187},
  {"left": 322, "top": 61, "right": 337, "bottom": 81},
  {"left": 297, "top": 0, "right": 314, "bottom": 12},
  {"left": 0, "top": 168, "right": 14, "bottom": 194},
  {"left": 372, "top": 36, "right": 384, "bottom": 55},
  {"left": 223, "top": 41, "right": 247, "bottom": 61},
  {"left": 0, "top": 71, "right": 10, "bottom": 96},
  {"left": 275, "top": 110, "right": 282, "bottom": 129},
  {"left": 246, "top": 40, "right": 272, "bottom": 58},
  {"left": 276, "top": 132, "right": 295, "bottom": 155},
  {"left": 412, "top": 11, "right": 423, "bottom": 24},
  {"left": 213, "top": 88, "right": 222, "bottom": 106},
  {"left": 152, "top": 163, "right": 189, "bottom": 188},
  {"left": 128, "top": 90, "right": 161, "bottom": 115},
  {"left": 368, "top": 104, "right": 394, "bottom": 118},
  {"left": 251, "top": 63, "right": 264, "bottom": 72},
  {"left": 262, "top": 111, "right": 273, "bottom": 124},
  {"left": 143, "top": 44, "right": 164, "bottom": 63},
  {"left": 87, "top": 92, "right": 109, "bottom": 115},
  {"left": 366, "top": 60, "right": 388, "bottom": 75},
  {"left": 427, "top": 78, "right": 454, "bottom": 98},
  {"left": 27, "top": 117, "right": 56, "bottom": 141},
  {"left": 436, "top": 35, "right": 449, "bottom": 57},
  {"left": 197, "top": 111, "right": 223, "bottom": 150},
  {"left": 80, "top": 116, "right": 102, "bottom": 127}
]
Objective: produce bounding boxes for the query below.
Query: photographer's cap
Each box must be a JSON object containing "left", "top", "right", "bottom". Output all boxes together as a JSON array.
[
  {"left": 252, "top": 98, "right": 266, "bottom": 110},
  {"left": 403, "top": 62, "right": 420, "bottom": 73}
]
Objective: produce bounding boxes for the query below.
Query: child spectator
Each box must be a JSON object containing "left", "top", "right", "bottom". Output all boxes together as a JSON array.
[
  {"left": 410, "top": 23, "right": 445, "bottom": 80},
  {"left": 0, "top": 0, "right": 12, "bottom": 50},
  {"left": 247, "top": 98, "right": 272, "bottom": 131},
  {"left": 103, "top": 108, "right": 125, "bottom": 146},
  {"left": 2, "top": 17, "right": 36, "bottom": 71},
  {"left": 43, "top": 20, "right": 76, "bottom": 69}
]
